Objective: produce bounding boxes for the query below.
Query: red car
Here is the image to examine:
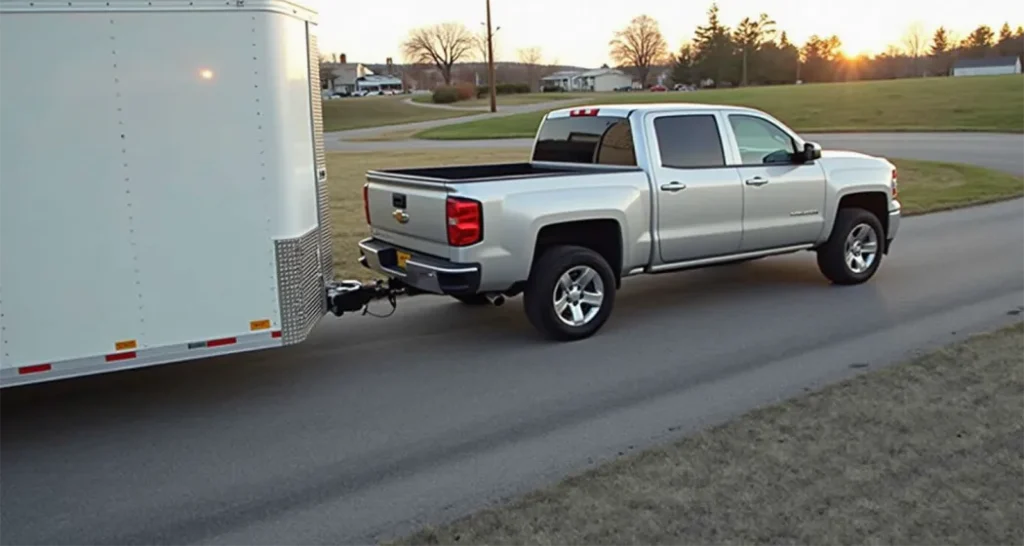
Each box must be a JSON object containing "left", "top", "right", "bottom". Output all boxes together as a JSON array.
[{"left": 649, "top": 84, "right": 667, "bottom": 92}]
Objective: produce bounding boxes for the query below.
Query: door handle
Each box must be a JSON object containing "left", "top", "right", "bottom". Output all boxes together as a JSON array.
[
  {"left": 660, "top": 181, "right": 687, "bottom": 192},
  {"left": 745, "top": 176, "right": 769, "bottom": 187}
]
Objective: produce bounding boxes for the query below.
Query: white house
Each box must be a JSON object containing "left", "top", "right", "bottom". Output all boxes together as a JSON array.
[
  {"left": 356, "top": 74, "right": 404, "bottom": 95},
  {"left": 952, "top": 56, "right": 1022, "bottom": 77},
  {"left": 578, "top": 68, "right": 634, "bottom": 92},
  {"left": 539, "top": 68, "right": 634, "bottom": 92},
  {"left": 540, "top": 70, "right": 582, "bottom": 91}
]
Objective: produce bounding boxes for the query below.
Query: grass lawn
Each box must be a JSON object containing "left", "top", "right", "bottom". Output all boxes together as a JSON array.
[
  {"left": 394, "top": 322, "right": 1024, "bottom": 545},
  {"left": 415, "top": 74, "right": 1024, "bottom": 140},
  {"left": 324, "top": 149, "right": 1023, "bottom": 281},
  {"left": 411, "top": 93, "right": 589, "bottom": 107},
  {"left": 321, "top": 95, "right": 475, "bottom": 132}
]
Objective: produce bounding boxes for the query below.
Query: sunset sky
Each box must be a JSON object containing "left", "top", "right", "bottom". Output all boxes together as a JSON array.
[{"left": 310, "top": 0, "right": 1021, "bottom": 68}]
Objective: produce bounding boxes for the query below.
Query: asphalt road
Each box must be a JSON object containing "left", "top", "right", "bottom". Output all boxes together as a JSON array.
[{"left": 1, "top": 141, "right": 1023, "bottom": 544}]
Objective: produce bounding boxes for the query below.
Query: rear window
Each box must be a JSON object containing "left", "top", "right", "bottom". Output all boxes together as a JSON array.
[{"left": 531, "top": 116, "right": 637, "bottom": 166}]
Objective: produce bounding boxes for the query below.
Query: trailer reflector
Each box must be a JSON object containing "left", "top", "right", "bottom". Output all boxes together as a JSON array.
[
  {"left": 18, "top": 364, "right": 51, "bottom": 375},
  {"left": 271, "top": 331, "right": 282, "bottom": 339},
  {"left": 105, "top": 351, "right": 137, "bottom": 362},
  {"left": 206, "top": 337, "right": 237, "bottom": 348},
  {"left": 115, "top": 339, "right": 138, "bottom": 351},
  {"left": 250, "top": 319, "right": 271, "bottom": 331}
]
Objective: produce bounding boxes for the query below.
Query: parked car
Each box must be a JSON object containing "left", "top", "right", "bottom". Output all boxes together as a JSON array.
[
  {"left": 357, "top": 104, "right": 901, "bottom": 341},
  {"left": 649, "top": 84, "right": 668, "bottom": 92}
]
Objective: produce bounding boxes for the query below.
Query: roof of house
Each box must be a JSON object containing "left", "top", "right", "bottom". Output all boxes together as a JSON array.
[
  {"left": 541, "top": 70, "right": 583, "bottom": 80},
  {"left": 324, "top": 62, "right": 374, "bottom": 83},
  {"left": 953, "top": 56, "right": 1020, "bottom": 69},
  {"left": 579, "top": 68, "right": 629, "bottom": 77}
]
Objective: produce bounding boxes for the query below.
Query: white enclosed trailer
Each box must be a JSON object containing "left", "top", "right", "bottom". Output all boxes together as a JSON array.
[{"left": 0, "top": 0, "right": 381, "bottom": 387}]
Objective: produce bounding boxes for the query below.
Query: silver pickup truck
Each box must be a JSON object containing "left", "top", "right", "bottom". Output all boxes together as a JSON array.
[{"left": 357, "top": 103, "right": 901, "bottom": 340}]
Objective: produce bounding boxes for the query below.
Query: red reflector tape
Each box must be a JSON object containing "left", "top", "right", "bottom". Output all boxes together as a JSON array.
[
  {"left": 271, "top": 331, "right": 282, "bottom": 339},
  {"left": 18, "top": 364, "right": 51, "bottom": 375},
  {"left": 206, "top": 337, "right": 237, "bottom": 348},
  {"left": 106, "top": 351, "right": 137, "bottom": 362}
]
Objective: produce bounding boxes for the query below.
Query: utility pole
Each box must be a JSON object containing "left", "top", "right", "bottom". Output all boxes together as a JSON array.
[{"left": 485, "top": 0, "right": 497, "bottom": 113}]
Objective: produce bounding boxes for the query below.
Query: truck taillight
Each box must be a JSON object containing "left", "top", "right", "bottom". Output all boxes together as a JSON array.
[
  {"left": 363, "top": 184, "right": 370, "bottom": 224},
  {"left": 569, "top": 108, "right": 600, "bottom": 117},
  {"left": 446, "top": 197, "right": 482, "bottom": 247},
  {"left": 891, "top": 168, "right": 899, "bottom": 199}
]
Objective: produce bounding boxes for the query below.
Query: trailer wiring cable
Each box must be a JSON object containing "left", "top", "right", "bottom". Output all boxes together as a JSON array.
[{"left": 361, "top": 291, "right": 398, "bottom": 318}]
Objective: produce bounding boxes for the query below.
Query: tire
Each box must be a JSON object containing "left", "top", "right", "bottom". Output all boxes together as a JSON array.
[
  {"left": 816, "top": 207, "right": 885, "bottom": 285},
  {"left": 523, "top": 245, "right": 616, "bottom": 341},
  {"left": 451, "top": 294, "right": 491, "bottom": 305}
]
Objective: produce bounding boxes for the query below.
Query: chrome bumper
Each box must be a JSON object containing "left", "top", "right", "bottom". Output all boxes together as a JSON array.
[{"left": 357, "top": 238, "right": 481, "bottom": 295}]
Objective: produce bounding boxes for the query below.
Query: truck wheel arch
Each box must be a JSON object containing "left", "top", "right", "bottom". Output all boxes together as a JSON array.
[
  {"left": 529, "top": 219, "right": 624, "bottom": 288},
  {"left": 826, "top": 190, "right": 890, "bottom": 242}
]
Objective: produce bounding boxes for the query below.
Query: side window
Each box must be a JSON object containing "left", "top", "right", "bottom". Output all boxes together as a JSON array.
[
  {"left": 653, "top": 115, "right": 726, "bottom": 169},
  {"left": 729, "top": 115, "right": 797, "bottom": 165}
]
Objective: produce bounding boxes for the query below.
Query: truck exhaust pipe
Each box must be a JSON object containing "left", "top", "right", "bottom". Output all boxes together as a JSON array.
[{"left": 486, "top": 293, "right": 506, "bottom": 307}]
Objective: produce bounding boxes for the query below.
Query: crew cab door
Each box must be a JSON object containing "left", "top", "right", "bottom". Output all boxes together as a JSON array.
[
  {"left": 647, "top": 111, "right": 744, "bottom": 263},
  {"left": 723, "top": 113, "right": 827, "bottom": 251}
]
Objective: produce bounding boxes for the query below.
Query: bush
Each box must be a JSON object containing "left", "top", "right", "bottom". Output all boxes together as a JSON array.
[
  {"left": 541, "top": 85, "right": 564, "bottom": 93},
  {"left": 497, "top": 83, "right": 531, "bottom": 95},
  {"left": 476, "top": 83, "right": 533, "bottom": 98},
  {"left": 454, "top": 82, "right": 476, "bottom": 101},
  {"left": 432, "top": 86, "right": 459, "bottom": 104}
]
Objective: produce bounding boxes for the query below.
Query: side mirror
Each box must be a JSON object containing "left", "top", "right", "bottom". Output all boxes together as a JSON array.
[{"left": 803, "top": 141, "right": 822, "bottom": 162}]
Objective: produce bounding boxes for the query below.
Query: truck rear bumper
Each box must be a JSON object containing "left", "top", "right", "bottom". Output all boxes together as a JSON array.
[{"left": 357, "top": 238, "right": 480, "bottom": 296}]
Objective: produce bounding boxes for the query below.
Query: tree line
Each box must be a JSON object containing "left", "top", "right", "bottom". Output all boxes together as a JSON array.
[{"left": 611, "top": 3, "right": 1023, "bottom": 88}]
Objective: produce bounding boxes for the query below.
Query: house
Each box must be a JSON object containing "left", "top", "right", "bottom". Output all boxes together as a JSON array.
[
  {"left": 539, "top": 68, "right": 635, "bottom": 92},
  {"left": 323, "top": 58, "right": 375, "bottom": 93},
  {"left": 540, "top": 70, "right": 583, "bottom": 91},
  {"left": 578, "top": 68, "right": 633, "bottom": 92},
  {"left": 952, "top": 56, "right": 1022, "bottom": 77},
  {"left": 355, "top": 74, "right": 404, "bottom": 94}
]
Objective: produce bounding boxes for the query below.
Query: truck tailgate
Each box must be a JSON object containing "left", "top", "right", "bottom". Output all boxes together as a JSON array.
[{"left": 365, "top": 176, "right": 452, "bottom": 258}]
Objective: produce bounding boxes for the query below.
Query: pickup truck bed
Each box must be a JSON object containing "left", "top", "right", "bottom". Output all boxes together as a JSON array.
[{"left": 369, "top": 162, "right": 639, "bottom": 182}]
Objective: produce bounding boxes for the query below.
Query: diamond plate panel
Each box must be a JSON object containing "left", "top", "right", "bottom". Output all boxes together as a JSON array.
[
  {"left": 307, "top": 26, "right": 333, "bottom": 283},
  {"left": 274, "top": 227, "right": 326, "bottom": 345}
]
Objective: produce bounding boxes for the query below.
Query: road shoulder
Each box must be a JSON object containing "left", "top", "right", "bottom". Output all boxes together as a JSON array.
[{"left": 394, "top": 321, "right": 1024, "bottom": 546}]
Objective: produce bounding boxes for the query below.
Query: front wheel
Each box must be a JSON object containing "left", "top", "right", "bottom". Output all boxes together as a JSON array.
[
  {"left": 523, "top": 245, "right": 616, "bottom": 341},
  {"left": 816, "top": 207, "right": 885, "bottom": 285}
]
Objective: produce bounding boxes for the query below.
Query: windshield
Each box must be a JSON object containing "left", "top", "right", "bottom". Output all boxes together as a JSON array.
[{"left": 532, "top": 116, "right": 637, "bottom": 166}]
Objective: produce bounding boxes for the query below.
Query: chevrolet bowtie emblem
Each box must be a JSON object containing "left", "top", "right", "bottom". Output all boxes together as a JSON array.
[{"left": 392, "top": 209, "right": 410, "bottom": 224}]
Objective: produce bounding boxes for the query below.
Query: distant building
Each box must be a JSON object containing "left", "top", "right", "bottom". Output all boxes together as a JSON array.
[
  {"left": 539, "top": 68, "right": 634, "bottom": 92},
  {"left": 323, "top": 59, "right": 374, "bottom": 93},
  {"left": 952, "top": 56, "right": 1021, "bottom": 77},
  {"left": 355, "top": 74, "right": 404, "bottom": 94}
]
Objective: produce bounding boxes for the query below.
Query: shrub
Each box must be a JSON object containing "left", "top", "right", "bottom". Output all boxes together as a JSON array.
[
  {"left": 454, "top": 82, "right": 476, "bottom": 101},
  {"left": 432, "top": 86, "right": 459, "bottom": 104}
]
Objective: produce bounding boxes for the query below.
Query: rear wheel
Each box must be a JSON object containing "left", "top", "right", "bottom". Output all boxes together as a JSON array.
[
  {"left": 816, "top": 207, "right": 885, "bottom": 285},
  {"left": 523, "top": 245, "right": 616, "bottom": 341}
]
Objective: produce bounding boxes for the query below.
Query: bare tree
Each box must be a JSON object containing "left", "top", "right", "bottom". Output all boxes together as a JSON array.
[
  {"left": 902, "top": 21, "right": 927, "bottom": 76},
  {"left": 517, "top": 46, "right": 543, "bottom": 90},
  {"left": 475, "top": 27, "right": 499, "bottom": 62},
  {"left": 609, "top": 14, "right": 669, "bottom": 87},
  {"left": 401, "top": 22, "right": 475, "bottom": 85}
]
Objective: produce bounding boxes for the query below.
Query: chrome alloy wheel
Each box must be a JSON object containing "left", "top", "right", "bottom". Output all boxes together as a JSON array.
[
  {"left": 844, "top": 222, "right": 879, "bottom": 274},
  {"left": 552, "top": 265, "right": 605, "bottom": 327}
]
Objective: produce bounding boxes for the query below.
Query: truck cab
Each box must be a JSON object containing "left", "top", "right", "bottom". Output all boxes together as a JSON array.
[{"left": 359, "top": 104, "right": 901, "bottom": 341}]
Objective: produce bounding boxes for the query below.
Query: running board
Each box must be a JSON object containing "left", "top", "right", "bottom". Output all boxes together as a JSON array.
[{"left": 645, "top": 244, "right": 815, "bottom": 274}]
